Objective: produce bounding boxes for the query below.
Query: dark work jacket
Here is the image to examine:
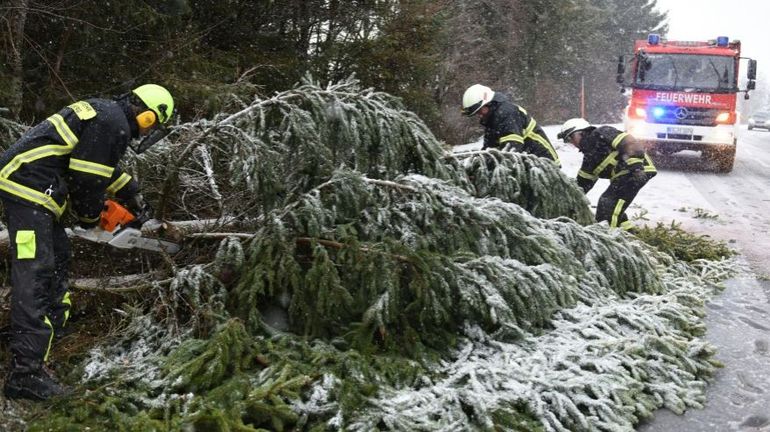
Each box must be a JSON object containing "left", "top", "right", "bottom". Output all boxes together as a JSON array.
[
  {"left": 0, "top": 98, "right": 139, "bottom": 224},
  {"left": 576, "top": 126, "right": 657, "bottom": 193},
  {"left": 480, "top": 94, "right": 560, "bottom": 165}
]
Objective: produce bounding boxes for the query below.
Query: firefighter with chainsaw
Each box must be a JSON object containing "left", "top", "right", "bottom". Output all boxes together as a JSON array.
[
  {"left": 461, "top": 84, "right": 560, "bottom": 166},
  {"left": 0, "top": 84, "right": 174, "bottom": 400},
  {"left": 558, "top": 118, "right": 657, "bottom": 230}
]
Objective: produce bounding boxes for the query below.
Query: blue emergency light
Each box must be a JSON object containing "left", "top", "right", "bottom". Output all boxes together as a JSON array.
[
  {"left": 648, "top": 34, "right": 660, "bottom": 45},
  {"left": 652, "top": 107, "right": 665, "bottom": 119},
  {"left": 716, "top": 36, "right": 729, "bottom": 47}
]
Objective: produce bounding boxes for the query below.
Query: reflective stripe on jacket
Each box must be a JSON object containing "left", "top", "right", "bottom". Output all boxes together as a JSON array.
[
  {"left": 576, "top": 125, "right": 657, "bottom": 193},
  {"left": 480, "top": 94, "right": 560, "bottom": 165},
  {"left": 0, "top": 98, "right": 137, "bottom": 221}
]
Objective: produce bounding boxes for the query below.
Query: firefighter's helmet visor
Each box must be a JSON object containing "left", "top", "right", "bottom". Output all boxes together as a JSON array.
[
  {"left": 131, "top": 126, "right": 170, "bottom": 154},
  {"left": 462, "top": 101, "right": 484, "bottom": 116}
]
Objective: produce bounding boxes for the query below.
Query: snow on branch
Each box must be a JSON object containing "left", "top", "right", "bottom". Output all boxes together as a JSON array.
[{"left": 22, "top": 78, "right": 740, "bottom": 432}]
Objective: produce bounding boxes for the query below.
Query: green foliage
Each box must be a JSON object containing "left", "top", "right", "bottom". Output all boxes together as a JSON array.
[
  {"left": 229, "top": 169, "right": 660, "bottom": 353},
  {"left": 634, "top": 221, "right": 735, "bottom": 262},
  {"left": 437, "top": 0, "right": 668, "bottom": 144},
  {"left": 2, "top": 0, "right": 443, "bottom": 127},
  {"left": 449, "top": 149, "right": 594, "bottom": 224},
  {"left": 164, "top": 319, "right": 255, "bottom": 393},
  {"left": 2, "top": 0, "right": 667, "bottom": 143},
  {"left": 0, "top": 117, "right": 25, "bottom": 150},
  {"left": 132, "top": 76, "right": 454, "bottom": 221},
  {"left": 18, "top": 79, "right": 737, "bottom": 432},
  {"left": 163, "top": 265, "right": 228, "bottom": 335}
]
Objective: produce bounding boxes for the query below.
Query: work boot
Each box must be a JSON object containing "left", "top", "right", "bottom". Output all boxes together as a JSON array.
[{"left": 4, "top": 367, "right": 70, "bottom": 401}]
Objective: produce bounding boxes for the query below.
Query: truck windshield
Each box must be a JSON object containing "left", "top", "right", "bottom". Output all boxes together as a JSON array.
[{"left": 634, "top": 53, "right": 736, "bottom": 92}]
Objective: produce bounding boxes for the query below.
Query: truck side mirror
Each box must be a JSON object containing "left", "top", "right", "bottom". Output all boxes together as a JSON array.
[
  {"left": 616, "top": 55, "right": 625, "bottom": 85},
  {"left": 748, "top": 59, "right": 757, "bottom": 80}
]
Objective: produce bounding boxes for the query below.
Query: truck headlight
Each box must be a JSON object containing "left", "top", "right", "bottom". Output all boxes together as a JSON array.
[{"left": 715, "top": 111, "right": 736, "bottom": 124}]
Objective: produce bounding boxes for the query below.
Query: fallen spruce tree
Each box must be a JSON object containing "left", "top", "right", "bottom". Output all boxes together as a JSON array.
[{"left": 0, "top": 77, "right": 736, "bottom": 431}]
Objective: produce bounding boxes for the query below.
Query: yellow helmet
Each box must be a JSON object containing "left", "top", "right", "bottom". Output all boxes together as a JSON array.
[{"left": 132, "top": 84, "right": 174, "bottom": 124}]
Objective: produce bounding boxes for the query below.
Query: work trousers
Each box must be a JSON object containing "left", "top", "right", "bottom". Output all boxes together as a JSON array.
[
  {"left": 2, "top": 198, "right": 71, "bottom": 372},
  {"left": 595, "top": 172, "right": 655, "bottom": 229}
]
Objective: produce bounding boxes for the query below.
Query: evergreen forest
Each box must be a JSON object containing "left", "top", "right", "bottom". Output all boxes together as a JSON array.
[{"left": 1, "top": 0, "right": 666, "bottom": 144}]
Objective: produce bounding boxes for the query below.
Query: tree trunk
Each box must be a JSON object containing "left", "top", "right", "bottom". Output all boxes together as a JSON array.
[{"left": 3, "top": 0, "right": 29, "bottom": 119}]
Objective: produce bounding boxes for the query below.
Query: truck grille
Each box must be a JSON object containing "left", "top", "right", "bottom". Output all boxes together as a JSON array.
[{"left": 647, "top": 106, "right": 722, "bottom": 126}]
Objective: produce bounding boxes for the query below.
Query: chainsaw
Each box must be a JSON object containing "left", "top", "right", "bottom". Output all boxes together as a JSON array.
[{"left": 71, "top": 199, "right": 181, "bottom": 254}]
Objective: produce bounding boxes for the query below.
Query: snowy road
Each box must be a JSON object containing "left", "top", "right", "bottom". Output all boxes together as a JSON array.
[
  {"left": 554, "top": 125, "right": 770, "bottom": 432},
  {"left": 634, "top": 128, "right": 770, "bottom": 432},
  {"left": 633, "top": 127, "right": 770, "bottom": 272}
]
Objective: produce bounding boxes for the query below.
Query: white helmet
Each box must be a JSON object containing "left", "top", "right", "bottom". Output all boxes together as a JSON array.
[
  {"left": 558, "top": 118, "right": 591, "bottom": 141},
  {"left": 462, "top": 84, "right": 495, "bottom": 116}
]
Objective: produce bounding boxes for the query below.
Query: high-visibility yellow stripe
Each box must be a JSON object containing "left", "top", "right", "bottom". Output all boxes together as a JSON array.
[
  {"left": 0, "top": 114, "right": 77, "bottom": 178},
  {"left": 69, "top": 158, "right": 114, "bottom": 178},
  {"left": 517, "top": 106, "right": 528, "bottom": 115},
  {"left": 499, "top": 133, "right": 524, "bottom": 144},
  {"left": 0, "top": 144, "right": 75, "bottom": 179},
  {"left": 611, "top": 169, "right": 629, "bottom": 180},
  {"left": 626, "top": 157, "right": 644, "bottom": 165},
  {"left": 43, "top": 316, "right": 54, "bottom": 362},
  {"left": 578, "top": 170, "right": 597, "bottom": 180},
  {"left": 0, "top": 178, "right": 65, "bottom": 216},
  {"left": 62, "top": 292, "right": 72, "bottom": 327},
  {"left": 644, "top": 154, "right": 657, "bottom": 172},
  {"left": 524, "top": 118, "right": 537, "bottom": 136},
  {"left": 528, "top": 132, "right": 560, "bottom": 164},
  {"left": 48, "top": 114, "right": 79, "bottom": 148},
  {"left": 592, "top": 151, "right": 618, "bottom": 176},
  {"left": 620, "top": 220, "right": 634, "bottom": 230},
  {"left": 107, "top": 173, "right": 132, "bottom": 196},
  {"left": 611, "top": 199, "right": 626, "bottom": 228},
  {"left": 611, "top": 132, "right": 629, "bottom": 149},
  {"left": 0, "top": 114, "right": 78, "bottom": 213}
]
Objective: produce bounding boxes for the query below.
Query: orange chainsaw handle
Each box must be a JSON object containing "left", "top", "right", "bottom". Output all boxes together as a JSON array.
[{"left": 100, "top": 199, "right": 135, "bottom": 232}]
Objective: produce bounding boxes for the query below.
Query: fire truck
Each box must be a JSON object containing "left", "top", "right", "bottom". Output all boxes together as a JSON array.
[{"left": 617, "top": 34, "right": 757, "bottom": 172}]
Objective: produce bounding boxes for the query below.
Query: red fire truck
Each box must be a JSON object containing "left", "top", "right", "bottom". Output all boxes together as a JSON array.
[{"left": 617, "top": 34, "right": 757, "bottom": 172}]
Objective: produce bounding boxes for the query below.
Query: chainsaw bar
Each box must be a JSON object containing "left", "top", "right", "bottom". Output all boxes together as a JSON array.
[
  {"left": 108, "top": 228, "right": 181, "bottom": 254},
  {"left": 70, "top": 226, "right": 180, "bottom": 255}
]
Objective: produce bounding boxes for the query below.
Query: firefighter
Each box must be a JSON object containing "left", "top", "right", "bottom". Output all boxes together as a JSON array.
[
  {"left": 0, "top": 84, "right": 174, "bottom": 400},
  {"left": 461, "top": 84, "right": 560, "bottom": 165},
  {"left": 558, "top": 118, "right": 656, "bottom": 230}
]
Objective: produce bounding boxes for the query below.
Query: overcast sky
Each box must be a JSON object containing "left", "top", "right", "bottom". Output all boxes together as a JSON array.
[
  {"left": 654, "top": 0, "right": 769, "bottom": 75},
  {"left": 654, "top": 0, "right": 770, "bottom": 107}
]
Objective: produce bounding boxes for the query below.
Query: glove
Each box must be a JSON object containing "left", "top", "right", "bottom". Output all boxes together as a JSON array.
[{"left": 125, "top": 194, "right": 153, "bottom": 228}]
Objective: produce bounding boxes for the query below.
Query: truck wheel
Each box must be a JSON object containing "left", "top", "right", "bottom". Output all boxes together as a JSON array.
[{"left": 748, "top": 125, "right": 754, "bottom": 130}]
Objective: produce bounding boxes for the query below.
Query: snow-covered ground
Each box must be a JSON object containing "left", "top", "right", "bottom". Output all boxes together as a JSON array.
[{"left": 457, "top": 124, "right": 770, "bottom": 431}]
